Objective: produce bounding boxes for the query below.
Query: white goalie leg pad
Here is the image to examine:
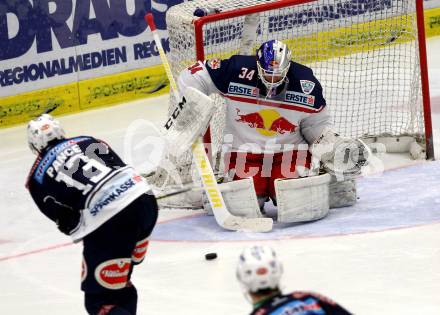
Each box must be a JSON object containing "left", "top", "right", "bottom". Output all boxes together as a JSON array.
[
  {"left": 204, "top": 178, "right": 264, "bottom": 218},
  {"left": 329, "top": 178, "right": 357, "bottom": 208},
  {"left": 275, "top": 174, "right": 331, "bottom": 223}
]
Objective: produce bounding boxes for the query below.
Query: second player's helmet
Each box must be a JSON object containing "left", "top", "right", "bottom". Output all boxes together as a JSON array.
[
  {"left": 27, "top": 114, "right": 65, "bottom": 154},
  {"left": 236, "top": 245, "right": 283, "bottom": 293},
  {"left": 256, "top": 40, "right": 292, "bottom": 90}
]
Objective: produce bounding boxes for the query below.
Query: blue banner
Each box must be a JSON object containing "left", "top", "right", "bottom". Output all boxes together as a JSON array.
[{"left": 0, "top": 0, "right": 184, "bottom": 61}]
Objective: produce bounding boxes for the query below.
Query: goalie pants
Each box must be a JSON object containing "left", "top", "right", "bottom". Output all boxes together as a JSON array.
[
  {"left": 225, "top": 150, "right": 312, "bottom": 200},
  {"left": 81, "top": 193, "right": 158, "bottom": 315}
]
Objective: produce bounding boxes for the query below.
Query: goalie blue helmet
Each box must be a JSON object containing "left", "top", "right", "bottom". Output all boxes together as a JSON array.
[{"left": 256, "top": 40, "right": 292, "bottom": 90}]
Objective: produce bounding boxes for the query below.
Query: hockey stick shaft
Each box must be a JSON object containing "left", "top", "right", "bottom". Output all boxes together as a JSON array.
[
  {"left": 31, "top": 99, "right": 62, "bottom": 119},
  {"left": 156, "top": 186, "right": 197, "bottom": 200},
  {"left": 155, "top": 182, "right": 239, "bottom": 200},
  {"left": 144, "top": 13, "right": 272, "bottom": 232},
  {"left": 145, "top": 14, "right": 179, "bottom": 97}
]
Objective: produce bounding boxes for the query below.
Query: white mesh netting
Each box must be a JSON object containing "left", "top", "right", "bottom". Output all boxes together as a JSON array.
[{"left": 153, "top": 0, "right": 424, "bottom": 207}]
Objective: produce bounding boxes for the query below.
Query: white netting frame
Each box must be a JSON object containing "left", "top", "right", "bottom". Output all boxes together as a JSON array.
[{"left": 154, "top": 0, "right": 426, "bottom": 207}]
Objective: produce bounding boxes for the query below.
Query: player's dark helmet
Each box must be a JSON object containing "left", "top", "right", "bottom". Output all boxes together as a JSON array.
[{"left": 256, "top": 40, "right": 292, "bottom": 90}]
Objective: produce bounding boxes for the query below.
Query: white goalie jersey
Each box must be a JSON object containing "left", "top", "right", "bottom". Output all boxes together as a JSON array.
[{"left": 177, "top": 55, "right": 333, "bottom": 154}]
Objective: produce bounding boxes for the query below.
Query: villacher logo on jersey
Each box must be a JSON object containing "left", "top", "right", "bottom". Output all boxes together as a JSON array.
[{"left": 95, "top": 258, "right": 131, "bottom": 290}]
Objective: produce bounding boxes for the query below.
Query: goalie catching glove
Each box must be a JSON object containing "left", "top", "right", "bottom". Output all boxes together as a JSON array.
[{"left": 311, "top": 127, "right": 370, "bottom": 179}]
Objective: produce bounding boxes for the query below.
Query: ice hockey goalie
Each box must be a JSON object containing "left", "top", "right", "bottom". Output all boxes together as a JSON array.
[{"left": 177, "top": 40, "right": 369, "bottom": 223}]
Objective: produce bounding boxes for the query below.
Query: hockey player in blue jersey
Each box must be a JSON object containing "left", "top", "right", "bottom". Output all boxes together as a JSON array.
[
  {"left": 236, "top": 245, "right": 353, "bottom": 315},
  {"left": 26, "top": 114, "right": 158, "bottom": 315},
  {"left": 178, "top": 39, "right": 368, "bottom": 222}
]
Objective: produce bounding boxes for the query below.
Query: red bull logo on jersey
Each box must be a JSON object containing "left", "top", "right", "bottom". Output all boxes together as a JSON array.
[
  {"left": 285, "top": 91, "right": 315, "bottom": 107},
  {"left": 235, "top": 108, "right": 297, "bottom": 137},
  {"left": 228, "top": 82, "right": 258, "bottom": 97}
]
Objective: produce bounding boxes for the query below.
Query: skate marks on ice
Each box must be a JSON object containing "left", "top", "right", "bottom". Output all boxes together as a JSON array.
[{"left": 151, "top": 161, "right": 440, "bottom": 241}]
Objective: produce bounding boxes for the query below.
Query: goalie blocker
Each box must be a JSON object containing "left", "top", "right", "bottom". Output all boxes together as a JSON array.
[{"left": 162, "top": 87, "right": 216, "bottom": 157}]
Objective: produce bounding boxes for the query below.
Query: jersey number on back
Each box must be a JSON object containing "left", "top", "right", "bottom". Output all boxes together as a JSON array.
[{"left": 55, "top": 155, "right": 112, "bottom": 195}]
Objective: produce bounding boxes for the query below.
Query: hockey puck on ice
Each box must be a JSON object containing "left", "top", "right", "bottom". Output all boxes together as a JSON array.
[{"left": 205, "top": 253, "right": 217, "bottom": 260}]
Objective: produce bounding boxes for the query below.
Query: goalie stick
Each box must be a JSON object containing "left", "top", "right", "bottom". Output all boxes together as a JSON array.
[
  {"left": 145, "top": 13, "right": 273, "bottom": 232},
  {"left": 154, "top": 182, "right": 232, "bottom": 200}
]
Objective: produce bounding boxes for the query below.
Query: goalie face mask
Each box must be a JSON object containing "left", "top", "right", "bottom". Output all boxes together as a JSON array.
[{"left": 256, "top": 40, "right": 292, "bottom": 92}]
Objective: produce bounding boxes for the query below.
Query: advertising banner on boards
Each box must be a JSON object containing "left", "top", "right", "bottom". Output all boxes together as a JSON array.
[
  {"left": 425, "top": 0, "right": 440, "bottom": 9},
  {"left": 0, "top": 0, "right": 185, "bottom": 98}
]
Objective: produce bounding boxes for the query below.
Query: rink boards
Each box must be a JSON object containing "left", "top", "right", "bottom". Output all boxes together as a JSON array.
[{"left": 1, "top": 3, "right": 440, "bottom": 128}]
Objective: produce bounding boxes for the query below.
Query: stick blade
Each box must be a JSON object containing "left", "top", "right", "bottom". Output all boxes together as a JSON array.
[{"left": 221, "top": 216, "right": 273, "bottom": 233}]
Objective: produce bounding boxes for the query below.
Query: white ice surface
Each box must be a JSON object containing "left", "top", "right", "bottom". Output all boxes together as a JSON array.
[{"left": 1, "top": 37, "right": 440, "bottom": 315}]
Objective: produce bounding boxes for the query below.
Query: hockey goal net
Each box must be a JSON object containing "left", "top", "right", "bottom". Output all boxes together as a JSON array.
[{"left": 152, "top": 0, "right": 432, "bottom": 207}]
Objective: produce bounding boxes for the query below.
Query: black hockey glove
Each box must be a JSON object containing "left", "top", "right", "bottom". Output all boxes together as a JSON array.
[
  {"left": 43, "top": 197, "right": 81, "bottom": 235},
  {"left": 56, "top": 208, "right": 81, "bottom": 235}
]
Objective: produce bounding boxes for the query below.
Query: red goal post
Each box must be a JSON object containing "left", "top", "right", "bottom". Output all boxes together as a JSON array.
[{"left": 415, "top": 0, "right": 434, "bottom": 159}]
